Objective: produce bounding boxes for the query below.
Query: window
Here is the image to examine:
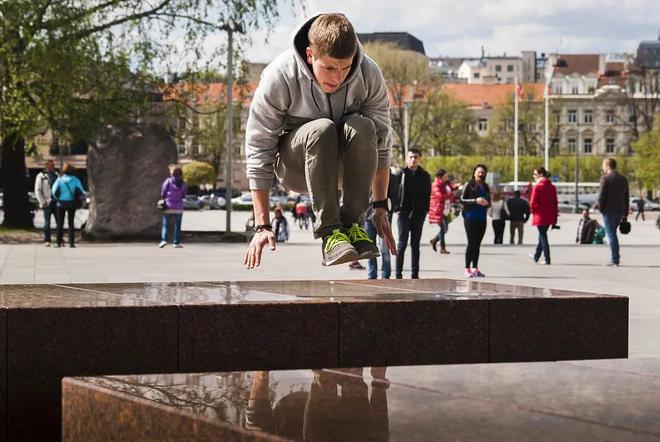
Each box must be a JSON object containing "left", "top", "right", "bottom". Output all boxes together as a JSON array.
[
  {"left": 495, "top": 65, "right": 502, "bottom": 72},
  {"left": 473, "top": 73, "right": 480, "bottom": 79},
  {"left": 584, "top": 110, "right": 593, "bottom": 124},
  {"left": 478, "top": 118, "right": 488, "bottom": 131},
  {"left": 568, "top": 137, "right": 577, "bottom": 153},
  {"left": 507, "top": 65, "right": 514, "bottom": 72},
  {"left": 606, "top": 110, "right": 615, "bottom": 123},
  {"left": 583, "top": 138, "right": 592, "bottom": 154},
  {"left": 506, "top": 77, "right": 514, "bottom": 84},
  {"left": 572, "top": 85, "right": 579, "bottom": 94},
  {"left": 568, "top": 110, "right": 577, "bottom": 124},
  {"left": 606, "top": 138, "right": 615, "bottom": 153},
  {"left": 553, "top": 85, "right": 562, "bottom": 94}
]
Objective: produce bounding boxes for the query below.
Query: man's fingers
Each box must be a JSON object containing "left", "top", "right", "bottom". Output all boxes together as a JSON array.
[
  {"left": 385, "top": 230, "right": 397, "bottom": 255},
  {"left": 254, "top": 240, "right": 265, "bottom": 267},
  {"left": 268, "top": 234, "right": 276, "bottom": 251}
]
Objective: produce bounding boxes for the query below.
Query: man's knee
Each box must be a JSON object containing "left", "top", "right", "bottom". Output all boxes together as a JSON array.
[
  {"left": 305, "top": 118, "right": 337, "bottom": 150},
  {"left": 345, "top": 115, "right": 377, "bottom": 143}
]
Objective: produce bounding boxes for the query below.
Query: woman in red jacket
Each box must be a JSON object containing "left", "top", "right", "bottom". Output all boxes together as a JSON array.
[
  {"left": 529, "top": 167, "right": 558, "bottom": 264},
  {"left": 429, "top": 169, "right": 452, "bottom": 254}
]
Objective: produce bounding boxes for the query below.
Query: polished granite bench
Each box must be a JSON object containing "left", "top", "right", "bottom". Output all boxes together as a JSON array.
[
  {"left": 0, "top": 279, "right": 627, "bottom": 441},
  {"left": 62, "top": 358, "right": 660, "bottom": 441}
]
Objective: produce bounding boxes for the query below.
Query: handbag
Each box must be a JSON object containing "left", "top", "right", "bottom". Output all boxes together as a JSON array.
[
  {"left": 619, "top": 219, "right": 631, "bottom": 234},
  {"left": 157, "top": 199, "right": 167, "bottom": 211}
]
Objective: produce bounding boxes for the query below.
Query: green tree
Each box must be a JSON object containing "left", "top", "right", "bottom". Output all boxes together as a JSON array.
[
  {"left": 0, "top": 0, "right": 284, "bottom": 228},
  {"left": 632, "top": 115, "right": 660, "bottom": 192},
  {"left": 363, "top": 41, "right": 430, "bottom": 162},
  {"left": 183, "top": 161, "right": 216, "bottom": 187},
  {"left": 413, "top": 88, "right": 476, "bottom": 156},
  {"left": 481, "top": 85, "right": 560, "bottom": 157}
]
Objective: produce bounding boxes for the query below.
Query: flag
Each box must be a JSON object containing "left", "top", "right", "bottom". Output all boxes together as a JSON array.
[{"left": 515, "top": 83, "right": 524, "bottom": 99}]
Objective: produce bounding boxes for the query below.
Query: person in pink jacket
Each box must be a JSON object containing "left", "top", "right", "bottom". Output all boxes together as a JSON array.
[
  {"left": 428, "top": 169, "right": 453, "bottom": 254},
  {"left": 529, "top": 167, "right": 558, "bottom": 265}
]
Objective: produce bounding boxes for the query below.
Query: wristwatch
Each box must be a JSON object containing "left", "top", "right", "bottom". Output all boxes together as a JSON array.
[{"left": 372, "top": 198, "right": 391, "bottom": 211}]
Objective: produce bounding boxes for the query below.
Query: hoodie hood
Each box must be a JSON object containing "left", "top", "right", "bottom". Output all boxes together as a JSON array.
[{"left": 291, "top": 13, "right": 364, "bottom": 91}]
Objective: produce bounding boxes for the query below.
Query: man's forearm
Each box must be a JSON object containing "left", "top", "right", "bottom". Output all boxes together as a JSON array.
[
  {"left": 371, "top": 166, "right": 390, "bottom": 201},
  {"left": 251, "top": 189, "right": 271, "bottom": 225}
]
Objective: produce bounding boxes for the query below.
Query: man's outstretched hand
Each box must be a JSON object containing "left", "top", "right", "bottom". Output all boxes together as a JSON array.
[
  {"left": 243, "top": 230, "right": 276, "bottom": 269},
  {"left": 372, "top": 209, "right": 397, "bottom": 255}
]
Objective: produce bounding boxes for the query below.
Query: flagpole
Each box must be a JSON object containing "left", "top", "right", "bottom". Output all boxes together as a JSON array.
[{"left": 514, "top": 75, "right": 519, "bottom": 191}]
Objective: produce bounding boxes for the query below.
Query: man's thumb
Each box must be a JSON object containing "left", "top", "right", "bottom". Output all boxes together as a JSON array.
[{"left": 268, "top": 235, "right": 276, "bottom": 250}]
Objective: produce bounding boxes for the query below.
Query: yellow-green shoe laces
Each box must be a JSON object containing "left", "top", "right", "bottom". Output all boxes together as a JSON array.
[
  {"left": 324, "top": 229, "right": 351, "bottom": 253},
  {"left": 346, "top": 223, "right": 372, "bottom": 244}
]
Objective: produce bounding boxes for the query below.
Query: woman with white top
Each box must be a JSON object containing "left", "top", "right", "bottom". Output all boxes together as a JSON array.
[{"left": 488, "top": 191, "right": 509, "bottom": 244}]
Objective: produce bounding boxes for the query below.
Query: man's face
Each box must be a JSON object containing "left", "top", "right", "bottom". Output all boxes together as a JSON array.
[
  {"left": 306, "top": 47, "right": 354, "bottom": 94},
  {"left": 45, "top": 161, "right": 54, "bottom": 172},
  {"left": 602, "top": 160, "right": 609, "bottom": 174},
  {"left": 474, "top": 167, "right": 487, "bottom": 181},
  {"left": 406, "top": 151, "right": 420, "bottom": 169}
]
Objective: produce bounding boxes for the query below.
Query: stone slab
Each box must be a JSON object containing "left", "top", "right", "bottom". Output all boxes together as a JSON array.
[
  {"left": 3, "top": 286, "right": 178, "bottom": 442},
  {"left": 490, "top": 296, "right": 629, "bottom": 362},
  {"left": 62, "top": 358, "right": 660, "bottom": 441},
  {"left": 179, "top": 302, "right": 340, "bottom": 372},
  {"left": 339, "top": 298, "right": 490, "bottom": 367}
]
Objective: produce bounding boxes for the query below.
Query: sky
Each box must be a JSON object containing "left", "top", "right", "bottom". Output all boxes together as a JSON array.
[{"left": 234, "top": 0, "right": 660, "bottom": 63}]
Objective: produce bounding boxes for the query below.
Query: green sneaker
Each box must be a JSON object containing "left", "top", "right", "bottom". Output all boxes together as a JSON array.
[
  {"left": 346, "top": 223, "right": 380, "bottom": 260},
  {"left": 321, "top": 229, "right": 358, "bottom": 266}
]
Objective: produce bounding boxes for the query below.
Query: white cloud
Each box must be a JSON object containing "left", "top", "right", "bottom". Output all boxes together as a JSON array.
[{"left": 241, "top": 0, "right": 659, "bottom": 62}]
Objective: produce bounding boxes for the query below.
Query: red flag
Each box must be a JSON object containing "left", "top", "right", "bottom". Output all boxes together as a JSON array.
[{"left": 515, "top": 83, "right": 524, "bottom": 98}]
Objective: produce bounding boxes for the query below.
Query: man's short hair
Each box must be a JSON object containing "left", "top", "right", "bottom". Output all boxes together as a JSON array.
[
  {"left": 408, "top": 148, "right": 422, "bottom": 157},
  {"left": 604, "top": 157, "right": 617, "bottom": 169},
  {"left": 308, "top": 14, "right": 357, "bottom": 59},
  {"left": 514, "top": 190, "right": 521, "bottom": 198}
]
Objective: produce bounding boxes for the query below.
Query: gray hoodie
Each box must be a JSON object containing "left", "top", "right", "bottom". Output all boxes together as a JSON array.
[{"left": 245, "top": 14, "right": 393, "bottom": 190}]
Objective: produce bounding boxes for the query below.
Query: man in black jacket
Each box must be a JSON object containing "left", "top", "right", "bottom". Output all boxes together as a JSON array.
[
  {"left": 505, "top": 190, "right": 530, "bottom": 244},
  {"left": 597, "top": 157, "right": 629, "bottom": 266},
  {"left": 394, "top": 149, "right": 431, "bottom": 279}
]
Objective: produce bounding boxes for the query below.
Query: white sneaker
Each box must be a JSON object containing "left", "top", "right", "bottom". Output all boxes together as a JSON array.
[
  {"left": 173, "top": 244, "right": 183, "bottom": 248},
  {"left": 158, "top": 241, "right": 167, "bottom": 248}
]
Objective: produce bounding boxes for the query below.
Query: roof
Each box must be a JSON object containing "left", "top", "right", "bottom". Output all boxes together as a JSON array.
[
  {"left": 552, "top": 54, "right": 600, "bottom": 75},
  {"left": 443, "top": 83, "right": 545, "bottom": 107},
  {"left": 636, "top": 39, "right": 660, "bottom": 69},
  {"left": 357, "top": 32, "right": 425, "bottom": 55}
]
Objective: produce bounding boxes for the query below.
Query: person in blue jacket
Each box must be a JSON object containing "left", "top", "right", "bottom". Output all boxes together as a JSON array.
[
  {"left": 460, "top": 164, "right": 491, "bottom": 278},
  {"left": 51, "top": 163, "right": 85, "bottom": 248}
]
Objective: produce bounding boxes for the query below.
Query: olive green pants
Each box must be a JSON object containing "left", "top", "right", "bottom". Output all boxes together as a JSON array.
[{"left": 275, "top": 115, "right": 378, "bottom": 239}]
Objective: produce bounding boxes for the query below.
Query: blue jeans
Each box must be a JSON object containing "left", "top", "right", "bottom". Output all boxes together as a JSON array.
[
  {"left": 161, "top": 213, "right": 183, "bottom": 244},
  {"left": 534, "top": 225, "right": 551, "bottom": 264},
  {"left": 602, "top": 213, "right": 621, "bottom": 264},
  {"left": 434, "top": 217, "right": 448, "bottom": 248},
  {"left": 42, "top": 205, "right": 56, "bottom": 242},
  {"left": 365, "top": 218, "right": 391, "bottom": 279}
]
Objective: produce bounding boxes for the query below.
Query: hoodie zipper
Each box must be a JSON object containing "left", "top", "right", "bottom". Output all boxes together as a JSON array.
[{"left": 326, "top": 94, "right": 334, "bottom": 121}]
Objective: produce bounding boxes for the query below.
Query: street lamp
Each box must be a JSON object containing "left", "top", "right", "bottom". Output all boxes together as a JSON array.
[
  {"left": 218, "top": 19, "right": 244, "bottom": 234},
  {"left": 544, "top": 68, "right": 553, "bottom": 171}
]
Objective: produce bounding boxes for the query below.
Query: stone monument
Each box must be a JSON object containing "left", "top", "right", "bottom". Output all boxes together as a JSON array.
[{"left": 85, "top": 123, "right": 177, "bottom": 239}]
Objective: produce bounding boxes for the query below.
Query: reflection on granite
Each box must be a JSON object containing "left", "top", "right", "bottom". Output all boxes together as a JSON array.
[
  {"left": 63, "top": 359, "right": 660, "bottom": 441},
  {"left": 0, "top": 284, "right": 164, "bottom": 308}
]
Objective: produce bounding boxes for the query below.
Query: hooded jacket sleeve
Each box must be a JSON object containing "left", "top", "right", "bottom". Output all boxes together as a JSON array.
[
  {"left": 245, "top": 64, "right": 292, "bottom": 190},
  {"left": 360, "top": 58, "right": 392, "bottom": 169}
]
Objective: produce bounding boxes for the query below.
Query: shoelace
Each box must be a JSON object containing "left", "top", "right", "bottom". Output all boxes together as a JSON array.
[
  {"left": 324, "top": 229, "right": 351, "bottom": 253},
  {"left": 346, "top": 223, "right": 372, "bottom": 244}
]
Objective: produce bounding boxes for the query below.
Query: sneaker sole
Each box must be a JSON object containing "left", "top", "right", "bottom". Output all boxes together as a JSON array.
[
  {"left": 357, "top": 250, "right": 380, "bottom": 260},
  {"left": 322, "top": 248, "right": 359, "bottom": 266}
]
